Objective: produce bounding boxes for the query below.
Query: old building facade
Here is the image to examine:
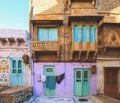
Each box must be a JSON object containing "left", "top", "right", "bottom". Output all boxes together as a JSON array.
[
  {"left": 0, "top": 29, "right": 31, "bottom": 86},
  {"left": 29, "top": 0, "right": 120, "bottom": 98},
  {"left": 96, "top": 0, "right": 120, "bottom": 99}
]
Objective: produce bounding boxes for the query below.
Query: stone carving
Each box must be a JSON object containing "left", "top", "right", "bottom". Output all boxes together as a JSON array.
[
  {"left": 102, "top": 0, "right": 120, "bottom": 11},
  {"left": 107, "top": 31, "right": 120, "bottom": 46}
]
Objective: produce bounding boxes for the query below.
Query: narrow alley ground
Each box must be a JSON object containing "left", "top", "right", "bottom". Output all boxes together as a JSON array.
[{"left": 24, "top": 96, "right": 94, "bottom": 103}]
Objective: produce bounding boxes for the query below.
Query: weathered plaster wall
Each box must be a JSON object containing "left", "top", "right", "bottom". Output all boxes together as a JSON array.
[
  {"left": 33, "top": 62, "right": 97, "bottom": 96},
  {"left": 0, "top": 29, "right": 31, "bottom": 86},
  {"left": 24, "top": 64, "right": 32, "bottom": 86},
  {"left": 0, "top": 59, "right": 9, "bottom": 86},
  {"left": 97, "top": 59, "right": 120, "bottom": 94}
]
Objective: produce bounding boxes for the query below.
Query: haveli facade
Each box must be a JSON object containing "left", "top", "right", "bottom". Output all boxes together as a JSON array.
[
  {"left": 29, "top": 0, "right": 120, "bottom": 99},
  {"left": 0, "top": 29, "right": 31, "bottom": 86}
]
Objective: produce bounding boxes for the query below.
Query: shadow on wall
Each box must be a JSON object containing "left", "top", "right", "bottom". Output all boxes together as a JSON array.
[{"left": 33, "top": 0, "right": 64, "bottom": 15}]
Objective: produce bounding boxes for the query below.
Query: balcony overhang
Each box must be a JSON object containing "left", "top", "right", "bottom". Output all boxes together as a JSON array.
[
  {"left": 31, "top": 20, "right": 63, "bottom": 25},
  {"left": 98, "top": 16, "right": 120, "bottom": 27},
  {"left": 68, "top": 15, "right": 103, "bottom": 25},
  {"left": 31, "top": 14, "right": 64, "bottom": 25}
]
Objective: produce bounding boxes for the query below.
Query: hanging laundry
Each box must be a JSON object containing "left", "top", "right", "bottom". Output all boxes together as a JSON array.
[
  {"left": 46, "top": 76, "right": 56, "bottom": 89},
  {"left": 56, "top": 73, "right": 65, "bottom": 84},
  {"left": 40, "top": 74, "right": 46, "bottom": 82}
]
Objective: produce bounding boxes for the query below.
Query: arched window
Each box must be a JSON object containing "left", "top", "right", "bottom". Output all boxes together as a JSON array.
[
  {"left": 12, "top": 60, "right": 16, "bottom": 68},
  {"left": 18, "top": 60, "right": 22, "bottom": 68},
  {"left": 82, "top": 25, "right": 87, "bottom": 42},
  {"left": 74, "top": 25, "right": 79, "bottom": 42},
  {"left": 90, "top": 25, "right": 95, "bottom": 42}
]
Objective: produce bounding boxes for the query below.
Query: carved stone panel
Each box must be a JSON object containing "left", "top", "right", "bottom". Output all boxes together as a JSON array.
[
  {"left": 102, "top": 0, "right": 120, "bottom": 11},
  {"left": 105, "top": 31, "right": 120, "bottom": 47}
]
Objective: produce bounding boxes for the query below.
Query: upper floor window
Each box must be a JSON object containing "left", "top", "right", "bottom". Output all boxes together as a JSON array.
[
  {"left": 38, "top": 28, "right": 58, "bottom": 41},
  {"left": 74, "top": 25, "right": 80, "bottom": 42},
  {"left": 82, "top": 25, "right": 87, "bottom": 42},
  {"left": 90, "top": 25, "right": 95, "bottom": 42}
]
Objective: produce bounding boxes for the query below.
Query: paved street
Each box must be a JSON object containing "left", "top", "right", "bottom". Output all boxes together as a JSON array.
[{"left": 24, "top": 96, "right": 94, "bottom": 103}]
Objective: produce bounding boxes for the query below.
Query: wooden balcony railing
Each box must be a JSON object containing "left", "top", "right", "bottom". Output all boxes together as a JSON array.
[
  {"left": 72, "top": 42, "right": 97, "bottom": 51},
  {"left": 32, "top": 41, "right": 59, "bottom": 52}
]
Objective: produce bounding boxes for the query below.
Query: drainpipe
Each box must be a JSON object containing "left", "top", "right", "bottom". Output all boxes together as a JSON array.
[{"left": 29, "top": 0, "right": 35, "bottom": 95}]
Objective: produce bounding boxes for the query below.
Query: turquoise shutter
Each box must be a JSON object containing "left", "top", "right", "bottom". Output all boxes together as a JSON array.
[
  {"left": 49, "top": 28, "right": 58, "bottom": 41},
  {"left": 74, "top": 25, "right": 79, "bottom": 42},
  {"left": 38, "top": 28, "right": 48, "bottom": 41},
  {"left": 82, "top": 25, "right": 87, "bottom": 42},
  {"left": 90, "top": 25, "right": 95, "bottom": 42}
]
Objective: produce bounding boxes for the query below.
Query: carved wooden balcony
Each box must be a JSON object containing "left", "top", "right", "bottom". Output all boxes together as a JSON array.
[
  {"left": 71, "top": 42, "right": 97, "bottom": 61},
  {"left": 32, "top": 41, "right": 59, "bottom": 56},
  {"left": 72, "top": 42, "right": 97, "bottom": 52}
]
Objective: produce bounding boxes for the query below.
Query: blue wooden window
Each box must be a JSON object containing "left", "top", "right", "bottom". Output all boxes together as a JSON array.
[
  {"left": 38, "top": 28, "right": 58, "bottom": 41},
  {"left": 74, "top": 25, "right": 80, "bottom": 42},
  {"left": 90, "top": 25, "right": 95, "bottom": 42},
  {"left": 12, "top": 60, "right": 16, "bottom": 68},
  {"left": 18, "top": 60, "right": 22, "bottom": 68},
  {"left": 82, "top": 25, "right": 87, "bottom": 42}
]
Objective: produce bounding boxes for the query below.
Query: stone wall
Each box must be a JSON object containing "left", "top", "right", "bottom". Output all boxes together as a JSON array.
[
  {"left": 96, "top": 0, "right": 120, "bottom": 12},
  {"left": 97, "top": 59, "right": 120, "bottom": 94}
]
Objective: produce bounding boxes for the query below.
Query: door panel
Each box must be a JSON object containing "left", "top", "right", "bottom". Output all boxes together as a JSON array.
[
  {"left": 104, "top": 68, "right": 118, "bottom": 98},
  {"left": 74, "top": 69, "right": 90, "bottom": 96},
  {"left": 82, "top": 69, "right": 90, "bottom": 96},
  {"left": 10, "top": 58, "right": 23, "bottom": 86},
  {"left": 74, "top": 69, "right": 82, "bottom": 96},
  {"left": 44, "top": 66, "right": 55, "bottom": 96}
]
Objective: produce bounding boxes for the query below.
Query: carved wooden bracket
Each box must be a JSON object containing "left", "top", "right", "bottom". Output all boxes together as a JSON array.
[
  {"left": 78, "top": 51, "right": 81, "bottom": 60},
  {"left": 85, "top": 51, "right": 89, "bottom": 60}
]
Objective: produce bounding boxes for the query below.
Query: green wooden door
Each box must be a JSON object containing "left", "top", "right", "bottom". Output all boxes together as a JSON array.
[
  {"left": 44, "top": 66, "right": 55, "bottom": 96},
  {"left": 74, "top": 69, "right": 90, "bottom": 96},
  {"left": 10, "top": 58, "right": 23, "bottom": 86},
  {"left": 82, "top": 69, "right": 90, "bottom": 96},
  {"left": 74, "top": 69, "right": 82, "bottom": 96}
]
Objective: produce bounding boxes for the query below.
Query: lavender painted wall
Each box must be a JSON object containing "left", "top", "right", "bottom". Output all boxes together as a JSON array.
[{"left": 32, "top": 62, "right": 97, "bottom": 96}]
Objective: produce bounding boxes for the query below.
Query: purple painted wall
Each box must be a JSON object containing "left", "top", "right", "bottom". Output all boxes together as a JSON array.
[{"left": 32, "top": 62, "right": 97, "bottom": 96}]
